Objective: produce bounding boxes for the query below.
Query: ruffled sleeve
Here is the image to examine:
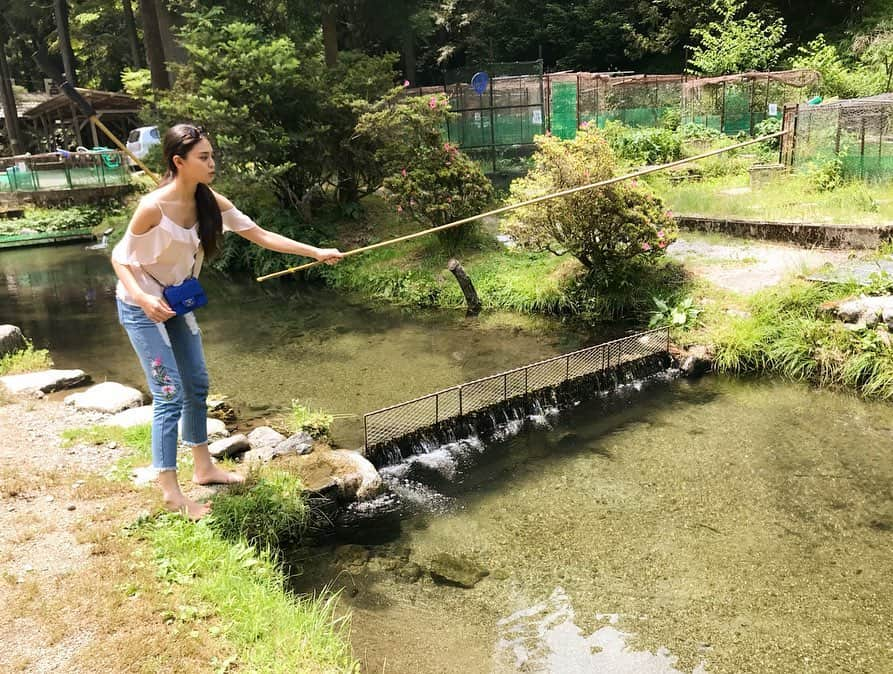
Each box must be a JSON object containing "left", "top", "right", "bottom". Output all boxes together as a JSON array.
[
  {"left": 111, "top": 225, "right": 170, "bottom": 268},
  {"left": 221, "top": 207, "right": 259, "bottom": 233}
]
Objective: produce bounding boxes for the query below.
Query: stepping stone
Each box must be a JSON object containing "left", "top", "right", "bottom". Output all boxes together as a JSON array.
[
  {"left": 209, "top": 434, "right": 250, "bottom": 459},
  {"left": 0, "top": 369, "right": 90, "bottom": 396},
  {"left": 246, "top": 431, "right": 313, "bottom": 463},
  {"left": 64, "top": 382, "right": 143, "bottom": 414},
  {"left": 0, "top": 325, "right": 26, "bottom": 358},
  {"left": 103, "top": 404, "right": 230, "bottom": 440}
]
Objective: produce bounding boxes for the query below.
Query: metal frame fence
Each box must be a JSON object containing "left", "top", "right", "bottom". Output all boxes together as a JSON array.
[
  {"left": 363, "top": 327, "right": 670, "bottom": 450},
  {"left": 0, "top": 151, "right": 130, "bottom": 193}
]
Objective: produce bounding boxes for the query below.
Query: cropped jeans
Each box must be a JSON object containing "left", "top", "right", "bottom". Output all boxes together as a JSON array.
[{"left": 116, "top": 299, "right": 209, "bottom": 471}]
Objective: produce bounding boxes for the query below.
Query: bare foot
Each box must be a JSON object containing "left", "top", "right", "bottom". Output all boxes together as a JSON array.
[
  {"left": 192, "top": 465, "right": 245, "bottom": 486},
  {"left": 163, "top": 492, "right": 211, "bottom": 520}
]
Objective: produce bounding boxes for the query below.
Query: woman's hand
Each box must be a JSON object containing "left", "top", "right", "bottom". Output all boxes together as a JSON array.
[
  {"left": 138, "top": 293, "right": 176, "bottom": 323},
  {"left": 315, "top": 247, "right": 344, "bottom": 265}
]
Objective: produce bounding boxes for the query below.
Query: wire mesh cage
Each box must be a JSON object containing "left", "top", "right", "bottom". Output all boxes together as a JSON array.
[{"left": 786, "top": 95, "right": 893, "bottom": 181}]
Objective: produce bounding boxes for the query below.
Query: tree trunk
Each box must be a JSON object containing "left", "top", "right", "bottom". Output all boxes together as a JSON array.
[
  {"left": 402, "top": 26, "right": 416, "bottom": 86},
  {"left": 447, "top": 259, "right": 482, "bottom": 315},
  {"left": 139, "top": 0, "right": 170, "bottom": 90},
  {"left": 54, "top": 0, "right": 77, "bottom": 86},
  {"left": 155, "top": 0, "right": 186, "bottom": 65},
  {"left": 0, "top": 25, "right": 22, "bottom": 155},
  {"left": 321, "top": 2, "right": 338, "bottom": 67},
  {"left": 121, "top": 0, "right": 142, "bottom": 68}
]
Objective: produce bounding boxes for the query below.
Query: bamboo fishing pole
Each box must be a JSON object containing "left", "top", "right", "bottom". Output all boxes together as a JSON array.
[{"left": 256, "top": 129, "right": 790, "bottom": 283}]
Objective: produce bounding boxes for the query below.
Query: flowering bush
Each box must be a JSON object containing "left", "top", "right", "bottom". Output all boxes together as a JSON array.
[
  {"left": 356, "top": 91, "right": 493, "bottom": 251},
  {"left": 503, "top": 128, "right": 676, "bottom": 281}
]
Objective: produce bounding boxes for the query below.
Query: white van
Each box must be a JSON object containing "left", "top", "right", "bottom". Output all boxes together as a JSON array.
[{"left": 126, "top": 125, "right": 161, "bottom": 164}]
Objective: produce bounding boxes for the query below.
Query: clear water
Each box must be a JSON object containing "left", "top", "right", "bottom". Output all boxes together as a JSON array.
[
  {"left": 290, "top": 376, "right": 893, "bottom": 673},
  {"left": 0, "top": 243, "right": 597, "bottom": 447}
]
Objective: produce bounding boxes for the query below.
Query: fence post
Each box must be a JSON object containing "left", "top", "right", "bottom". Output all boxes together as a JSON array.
[
  {"left": 459, "top": 386, "right": 463, "bottom": 416},
  {"left": 364, "top": 415, "right": 368, "bottom": 450},
  {"left": 435, "top": 395, "right": 439, "bottom": 424},
  {"left": 861, "top": 118, "right": 867, "bottom": 180}
]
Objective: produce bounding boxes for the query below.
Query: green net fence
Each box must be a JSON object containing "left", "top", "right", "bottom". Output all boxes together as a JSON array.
[
  {"left": 0, "top": 151, "right": 130, "bottom": 193},
  {"left": 787, "top": 96, "right": 893, "bottom": 181}
]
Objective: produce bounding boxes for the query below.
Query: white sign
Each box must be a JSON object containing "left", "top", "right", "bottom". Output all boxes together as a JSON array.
[
  {"left": 531, "top": 109, "right": 543, "bottom": 125},
  {"left": 768, "top": 103, "right": 778, "bottom": 116}
]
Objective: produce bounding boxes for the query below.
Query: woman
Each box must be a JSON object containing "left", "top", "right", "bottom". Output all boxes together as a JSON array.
[{"left": 112, "top": 124, "right": 342, "bottom": 519}]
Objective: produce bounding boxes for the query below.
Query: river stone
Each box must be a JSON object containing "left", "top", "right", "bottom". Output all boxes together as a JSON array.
[
  {"left": 248, "top": 432, "right": 314, "bottom": 462},
  {"left": 202, "top": 418, "right": 229, "bottom": 440},
  {"left": 0, "top": 369, "right": 90, "bottom": 396},
  {"left": 102, "top": 405, "right": 153, "bottom": 427},
  {"left": 427, "top": 552, "right": 489, "bottom": 588},
  {"left": 334, "top": 544, "right": 370, "bottom": 568},
  {"left": 207, "top": 399, "right": 237, "bottom": 424},
  {"left": 247, "top": 426, "right": 286, "bottom": 450},
  {"left": 209, "top": 433, "right": 250, "bottom": 459},
  {"left": 0, "top": 325, "right": 26, "bottom": 358},
  {"left": 680, "top": 345, "right": 714, "bottom": 377},
  {"left": 64, "top": 382, "right": 143, "bottom": 413},
  {"left": 834, "top": 295, "right": 893, "bottom": 326},
  {"left": 288, "top": 448, "right": 382, "bottom": 501}
]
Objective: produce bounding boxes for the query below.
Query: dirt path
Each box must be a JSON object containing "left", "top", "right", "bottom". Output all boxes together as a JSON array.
[{"left": 668, "top": 233, "right": 859, "bottom": 295}]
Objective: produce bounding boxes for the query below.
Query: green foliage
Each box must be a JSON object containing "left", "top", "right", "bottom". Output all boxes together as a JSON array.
[
  {"left": 864, "top": 270, "right": 893, "bottom": 295},
  {"left": 290, "top": 400, "right": 333, "bottom": 439},
  {"left": 660, "top": 109, "right": 682, "bottom": 131},
  {"left": 60, "top": 424, "right": 155, "bottom": 481},
  {"left": 687, "top": 0, "right": 789, "bottom": 75},
  {"left": 503, "top": 128, "right": 676, "bottom": 283},
  {"left": 678, "top": 123, "right": 723, "bottom": 142},
  {"left": 0, "top": 207, "right": 105, "bottom": 236},
  {"left": 142, "top": 514, "right": 357, "bottom": 672},
  {"left": 0, "top": 340, "right": 52, "bottom": 375},
  {"left": 649, "top": 296, "right": 702, "bottom": 329},
  {"left": 791, "top": 35, "right": 864, "bottom": 99},
  {"left": 601, "top": 121, "right": 683, "bottom": 165},
  {"left": 150, "top": 9, "right": 396, "bottom": 210},
  {"left": 807, "top": 157, "right": 845, "bottom": 192},
  {"left": 208, "top": 468, "right": 308, "bottom": 550},
  {"left": 754, "top": 116, "right": 782, "bottom": 151},
  {"left": 356, "top": 92, "right": 494, "bottom": 252}
]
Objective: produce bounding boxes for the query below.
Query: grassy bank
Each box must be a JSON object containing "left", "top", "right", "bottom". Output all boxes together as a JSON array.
[
  {"left": 650, "top": 171, "right": 893, "bottom": 225},
  {"left": 15, "top": 423, "right": 360, "bottom": 673}
]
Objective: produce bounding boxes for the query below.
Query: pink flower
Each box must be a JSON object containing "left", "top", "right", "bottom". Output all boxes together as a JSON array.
[
  {"left": 403, "top": 80, "right": 410, "bottom": 88},
  {"left": 162, "top": 385, "right": 174, "bottom": 395},
  {"left": 631, "top": 179, "right": 638, "bottom": 187},
  {"left": 657, "top": 229, "right": 666, "bottom": 239},
  {"left": 580, "top": 121, "right": 590, "bottom": 129},
  {"left": 658, "top": 241, "right": 666, "bottom": 248},
  {"left": 428, "top": 96, "right": 438, "bottom": 109},
  {"left": 641, "top": 242, "right": 652, "bottom": 251},
  {"left": 152, "top": 357, "right": 162, "bottom": 367},
  {"left": 447, "top": 196, "right": 453, "bottom": 203},
  {"left": 401, "top": 168, "right": 407, "bottom": 177},
  {"left": 396, "top": 205, "right": 403, "bottom": 213},
  {"left": 666, "top": 210, "right": 673, "bottom": 218}
]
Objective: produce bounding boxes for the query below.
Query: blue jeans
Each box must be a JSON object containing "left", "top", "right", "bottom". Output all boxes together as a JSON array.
[{"left": 116, "top": 299, "right": 209, "bottom": 471}]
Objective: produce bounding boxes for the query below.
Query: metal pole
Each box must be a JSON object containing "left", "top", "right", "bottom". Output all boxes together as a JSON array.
[
  {"left": 459, "top": 386, "right": 463, "bottom": 416},
  {"left": 489, "top": 77, "right": 497, "bottom": 173},
  {"left": 435, "top": 395, "right": 439, "bottom": 424}
]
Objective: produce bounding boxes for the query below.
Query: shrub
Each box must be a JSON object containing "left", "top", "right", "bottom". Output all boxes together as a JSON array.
[
  {"left": 357, "top": 92, "right": 494, "bottom": 252},
  {"left": 0, "top": 340, "right": 52, "bottom": 375},
  {"left": 601, "top": 121, "right": 683, "bottom": 165},
  {"left": 503, "top": 128, "right": 676, "bottom": 284},
  {"left": 290, "top": 400, "right": 333, "bottom": 439}
]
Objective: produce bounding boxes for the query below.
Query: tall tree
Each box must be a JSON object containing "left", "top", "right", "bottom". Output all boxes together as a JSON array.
[
  {"left": 121, "top": 0, "right": 143, "bottom": 68},
  {"left": 139, "top": 0, "right": 170, "bottom": 89},
  {"left": 0, "top": 22, "right": 22, "bottom": 155},
  {"left": 53, "top": 0, "right": 77, "bottom": 85},
  {"left": 321, "top": 1, "right": 338, "bottom": 66}
]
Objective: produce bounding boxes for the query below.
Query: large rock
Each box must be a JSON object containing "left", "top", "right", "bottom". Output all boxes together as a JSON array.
[
  {"left": 0, "top": 369, "right": 89, "bottom": 396},
  {"left": 833, "top": 295, "right": 893, "bottom": 327},
  {"left": 209, "top": 433, "right": 250, "bottom": 459},
  {"left": 64, "top": 382, "right": 143, "bottom": 414},
  {"left": 102, "top": 403, "right": 229, "bottom": 440},
  {"left": 289, "top": 448, "right": 382, "bottom": 501},
  {"left": 246, "top": 431, "right": 314, "bottom": 462},
  {"left": 679, "top": 344, "right": 714, "bottom": 378},
  {"left": 102, "top": 405, "right": 153, "bottom": 427},
  {"left": 0, "top": 325, "right": 26, "bottom": 358},
  {"left": 246, "top": 426, "right": 286, "bottom": 450},
  {"left": 427, "top": 552, "right": 489, "bottom": 588}
]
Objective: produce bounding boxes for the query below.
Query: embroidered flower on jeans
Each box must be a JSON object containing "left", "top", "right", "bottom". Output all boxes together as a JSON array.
[{"left": 150, "top": 357, "right": 176, "bottom": 401}]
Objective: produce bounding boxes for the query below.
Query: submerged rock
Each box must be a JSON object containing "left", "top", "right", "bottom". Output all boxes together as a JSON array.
[
  {"left": 334, "top": 544, "right": 370, "bottom": 568},
  {"left": 428, "top": 552, "right": 489, "bottom": 588},
  {"left": 207, "top": 398, "right": 237, "bottom": 424},
  {"left": 0, "top": 369, "right": 90, "bottom": 396},
  {"left": 0, "top": 325, "right": 26, "bottom": 358},
  {"left": 64, "top": 382, "right": 143, "bottom": 414}
]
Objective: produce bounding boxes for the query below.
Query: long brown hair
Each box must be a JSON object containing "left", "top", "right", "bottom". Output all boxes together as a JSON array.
[{"left": 160, "top": 123, "right": 223, "bottom": 259}]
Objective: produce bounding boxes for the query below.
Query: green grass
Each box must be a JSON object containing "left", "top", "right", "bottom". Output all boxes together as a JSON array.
[
  {"left": 140, "top": 512, "right": 358, "bottom": 673},
  {"left": 0, "top": 342, "right": 53, "bottom": 375},
  {"left": 709, "top": 279, "right": 893, "bottom": 398},
  {"left": 650, "top": 171, "right": 893, "bottom": 225}
]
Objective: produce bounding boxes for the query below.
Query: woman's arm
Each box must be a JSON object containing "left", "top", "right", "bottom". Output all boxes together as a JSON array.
[{"left": 212, "top": 190, "right": 343, "bottom": 264}]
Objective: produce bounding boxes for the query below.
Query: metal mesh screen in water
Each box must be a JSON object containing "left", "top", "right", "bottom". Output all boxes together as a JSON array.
[
  {"left": 363, "top": 327, "right": 670, "bottom": 450},
  {"left": 786, "top": 96, "right": 893, "bottom": 181},
  {"left": 0, "top": 151, "right": 130, "bottom": 193}
]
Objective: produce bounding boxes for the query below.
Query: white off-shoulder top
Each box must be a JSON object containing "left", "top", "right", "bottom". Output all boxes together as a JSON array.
[{"left": 112, "top": 200, "right": 257, "bottom": 305}]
